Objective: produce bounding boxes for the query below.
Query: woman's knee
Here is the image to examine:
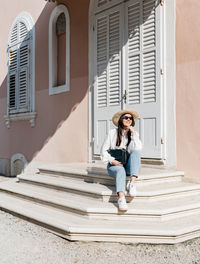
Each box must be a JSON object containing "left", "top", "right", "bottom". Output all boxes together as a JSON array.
[
  {"left": 115, "top": 166, "right": 126, "bottom": 177},
  {"left": 130, "top": 150, "right": 141, "bottom": 158}
]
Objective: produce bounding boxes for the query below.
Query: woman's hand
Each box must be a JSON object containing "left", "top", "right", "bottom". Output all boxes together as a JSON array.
[{"left": 111, "top": 160, "right": 123, "bottom": 166}]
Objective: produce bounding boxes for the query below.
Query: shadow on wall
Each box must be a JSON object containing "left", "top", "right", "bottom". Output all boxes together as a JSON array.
[
  {"left": 0, "top": 0, "right": 156, "bottom": 175},
  {"left": 0, "top": 0, "right": 89, "bottom": 175}
]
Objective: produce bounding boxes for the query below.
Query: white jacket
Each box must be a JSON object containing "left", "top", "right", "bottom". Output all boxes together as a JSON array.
[{"left": 100, "top": 128, "right": 142, "bottom": 164}]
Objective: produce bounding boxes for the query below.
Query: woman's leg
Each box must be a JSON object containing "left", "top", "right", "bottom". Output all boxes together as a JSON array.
[
  {"left": 107, "top": 164, "right": 128, "bottom": 210},
  {"left": 125, "top": 150, "right": 141, "bottom": 178},
  {"left": 107, "top": 164, "right": 126, "bottom": 195},
  {"left": 125, "top": 150, "right": 141, "bottom": 197}
]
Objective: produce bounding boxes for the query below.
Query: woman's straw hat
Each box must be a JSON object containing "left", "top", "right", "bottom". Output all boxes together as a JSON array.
[{"left": 112, "top": 109, "right": 139, "bottom": 127}]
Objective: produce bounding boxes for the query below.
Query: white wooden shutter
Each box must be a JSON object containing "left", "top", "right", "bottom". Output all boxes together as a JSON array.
[
  {"left": 8, "top": 47, "right": 18, "bottom": 112},
  {"left": 96, "top": 16, "right": 107, "bottom": 108},
  {"left": 19, "top": 21, "right": 29, "bottom": 42},
  {"left": 96, "top": 8, "right": 122, "bottom": 108},
  {"left": 125, "top": 0, "right": 162, "bottom": 158},
  {"left": 18, "top": 42, "right": 29, "bottom": 112},
  {"left": 127, "top": 0, "right": 141, "bottom": 105},
  {"left": 94, "top": 5, "right": 123, "bottom": 154},
  {"left": 143, "top": 0, "right": 156, "bottom": 103},
  {"left": 8, "top": 73, "right": 17, "bottom": 110},
  {"left": 8, "top": 20, "right": 30, "bottom": 114},
  {"left": 10, "top": 23, "right": 18, "bottom": 46},
  {"left": 95, "top": 0, "right": 123, "bottom": 14},
  {"left": 108, "top": 11, "right": 121, "bottom": 106}
]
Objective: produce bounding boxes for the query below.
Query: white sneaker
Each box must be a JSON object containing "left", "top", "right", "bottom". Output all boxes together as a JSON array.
[
  {"left": 118, "top": 196, "right": 128, "bottom": 211},
  {"left": 127, "top": 181, "right": 137, "bottom": 197}
]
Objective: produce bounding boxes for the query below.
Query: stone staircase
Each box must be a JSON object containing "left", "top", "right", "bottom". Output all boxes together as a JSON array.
[{"left": 0, "top": 163, "right": 200, "bottom": 244}]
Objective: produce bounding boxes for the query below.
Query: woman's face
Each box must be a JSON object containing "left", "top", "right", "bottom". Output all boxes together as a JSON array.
[{"left": 122, "top": 114, "right": 133, "bottom": 128}]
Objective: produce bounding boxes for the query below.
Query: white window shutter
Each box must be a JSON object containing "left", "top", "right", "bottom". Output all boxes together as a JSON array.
[
  {"left": 18, "top": 43, "right": 29, "bottom": 112},
  {"left": 97, "top": 0, "right": 108, "bottom": 8},
  {"left": 8, "top": 20, "right": 31, "bottom": 114},
  {"left": 8, "top": 73, "right": 17, "bottom": 111},
  {"left": 19, "top": 21, "right": 29, "bottom": 41},
  {"left": 10, "top": 23, "right": 18, "bottom": 46},
  {"left": 95, "top": 0, "right": 123, "bottom": 14},
  {"left": 8, "top": 47, "right": 18, "bottom": 112}
]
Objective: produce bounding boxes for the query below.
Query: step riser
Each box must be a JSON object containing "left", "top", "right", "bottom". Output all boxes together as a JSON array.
[
  {"left": 38, "top": 171, "right": 183, "bottom": 187},
  {"left": 19, "top": 179, "right": 105, "bottom": 201},
  {"left": 3, "top": 188, "right": 200, "bottom": 223},
  {"left": 0, "top": 188, "right": 88, "bottom": 218},
  {"left": 68, "top": 232, "right": 200, "bottom": 244},
  {"left": 18, "top": 178, "right": 200, "bottom": 203},
  {"left": 87, "top": 208, "right": 200, "bottom": 221},
  {"left": 1, "top": 202, "right": 200, "bottom": 245},
  {"left": 0, "top": 206, "right": 70, "bottom": 240},
  {"left": 136, "top": 176, "right": 183, "bottom": 186},
  {"left": 137, "top": 190, "right": 200, "bottom": 202},
  {"left": 1, "top": 187, "right": 200, "bottom": 245}
]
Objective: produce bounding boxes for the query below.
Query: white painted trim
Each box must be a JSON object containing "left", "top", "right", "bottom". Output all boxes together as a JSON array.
[
  {"left": 88, "top": 0, "right": 176, "bottom": 167},
  {"left": 8, "top": 12, "right": 34, "bottom": 46},
  {"left": 49, "top": 4, "right": 70, "bottom": 95},
  {"left": 88, "top": 0, "right": 95, "bottom": 162},
  {"left": 163, "top": 0, "right": 176, "bottom": 168},
  {"left": 7, "top": 12, "right": 35, "bottom": 127},
  {"left": 4, "top": 112, "right": 37, "bottom": 128}
]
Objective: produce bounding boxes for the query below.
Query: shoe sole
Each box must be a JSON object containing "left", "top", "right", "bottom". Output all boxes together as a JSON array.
[{"left": 118, "top": 208, "right": 128, "bottom": 211}]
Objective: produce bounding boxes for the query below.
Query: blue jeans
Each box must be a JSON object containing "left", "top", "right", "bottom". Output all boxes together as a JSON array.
[{"left": 107, "top": 150, "right": 141, "bottom": 194}]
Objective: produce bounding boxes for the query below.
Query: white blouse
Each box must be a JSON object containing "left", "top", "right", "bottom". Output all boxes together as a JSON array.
[{"left": 100, "top": 128, "right": 142, "bottom": 164}]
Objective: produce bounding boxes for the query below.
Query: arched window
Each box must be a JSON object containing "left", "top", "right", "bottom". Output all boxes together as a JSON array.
[
  {"left": 6, "top": 12, "right": 35, "bottom": 128},
  {"left": 49, "top": 5, "right": 70, "bottom": 95}
]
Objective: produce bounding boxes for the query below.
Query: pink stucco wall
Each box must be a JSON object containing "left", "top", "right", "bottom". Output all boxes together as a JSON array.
[
  {"left": 0, "top": 0, "right": 89, "bottom": 164},
  {"left": 176, "top": 0, "right": 200, "bottom": 178}
]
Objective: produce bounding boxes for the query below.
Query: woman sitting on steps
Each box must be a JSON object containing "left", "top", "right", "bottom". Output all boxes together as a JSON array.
[{"left": 101, "top": 109, "right": 142, "bottom": 211}]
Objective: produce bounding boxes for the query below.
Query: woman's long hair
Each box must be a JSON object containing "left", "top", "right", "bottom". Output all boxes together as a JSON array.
[{"left": 116, "top": 114, "right": 135, "bottom": 147}]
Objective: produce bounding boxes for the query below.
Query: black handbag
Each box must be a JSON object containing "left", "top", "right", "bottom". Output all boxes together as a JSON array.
[{"left": 108, "top": 149, "right": 130, "bottom": 165}]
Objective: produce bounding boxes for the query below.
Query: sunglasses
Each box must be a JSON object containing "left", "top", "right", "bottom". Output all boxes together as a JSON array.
[{"left": 122, "top": 116, "right": 133, "bottom": 120}]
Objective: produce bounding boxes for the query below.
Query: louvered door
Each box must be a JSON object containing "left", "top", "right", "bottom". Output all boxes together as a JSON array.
[
  {"left": 124, "top": 0, "right": 162, "bottom": 158},
  {"left": 93, "top": 5, "right": 123, "bottom": 154},
  {"left": 93, "top": 0, "right": 163, "bottom": 158}
]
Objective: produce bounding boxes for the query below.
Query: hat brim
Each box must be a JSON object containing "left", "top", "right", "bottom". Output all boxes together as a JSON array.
[{"left": 112, "top": 109, "right": 139, "bottom": 127}]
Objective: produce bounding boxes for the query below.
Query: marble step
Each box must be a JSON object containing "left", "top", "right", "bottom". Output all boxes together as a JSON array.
[
  {"left": 0, "top": 191, "right": 200, "bottom": 244},
  {"left": 0, "top": 180, "right": 200, "bottom": 221},
  {"left": 17, "top": 174, "right": 200, "bottom": 202},
  {"left": 38, "top": 164, "right": 184, "bottom": 186}
]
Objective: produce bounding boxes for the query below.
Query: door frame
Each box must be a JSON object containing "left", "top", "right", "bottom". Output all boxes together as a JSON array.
[{"left": 88, "top": 0, "right": 176, "bottom": 168}]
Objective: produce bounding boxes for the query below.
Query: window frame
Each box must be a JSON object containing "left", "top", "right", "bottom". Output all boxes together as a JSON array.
[
  {"left": 49, "top": 4, "right": 70, "bottom": 95},
  {"left": 5, "top": 12, "right": 36, "bottom": 128}
]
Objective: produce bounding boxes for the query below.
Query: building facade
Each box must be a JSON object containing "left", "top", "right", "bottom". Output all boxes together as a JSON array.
[{"left": 0, "top": 0, "right": 199, "bottom": 179}]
